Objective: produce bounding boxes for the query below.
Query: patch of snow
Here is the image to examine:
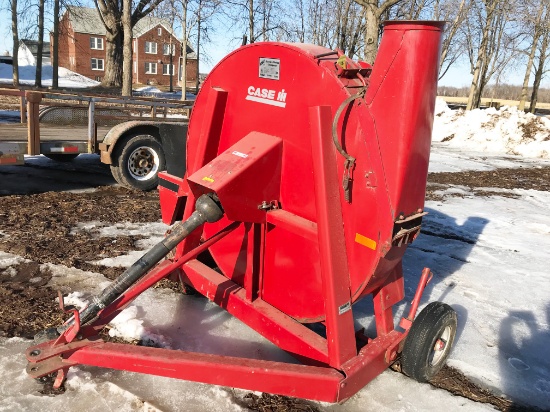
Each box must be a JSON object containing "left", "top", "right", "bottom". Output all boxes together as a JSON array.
[
  {"left": 62, "top": 291, "right": 90, "bottom": 310},
  {"left": 403, "top": 189, "right": 550, "bottom": 409},
  {"left": 0, "top": 63, "right": 99, "bottom": 88},
  {"left": 0, "top": 252, "right": 27, "bottom": 269},
  {"left": 133, "top": 86, "right": 196, "bottom": 100},
  {"left": 429, "top": 143, "right": 550, "bottom": 173},
  {"left": 433, "top": 98, "right": 550, "bottom": 159},
  {"left": 107, "top": 305, "right": 172, "bottom": 348},
  {"left": 135, "top": 86, "right": 162, "bottom": 94}
]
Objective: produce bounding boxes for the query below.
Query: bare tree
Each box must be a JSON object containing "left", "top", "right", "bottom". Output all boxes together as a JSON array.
[
  {"left": 518, "top": 1, "right": 548, "bottom": 111},
  {"left": 52, "top": 0, "right": 60, "bottom": 88},
  {"left": 223, "top": 0, "right": 285, "bottom": 43},
  {"left": 352, "top": 0, "right": 402, "bottom": 64},
  {"left": 280, "top": 1, "right": 365, "bottom": 59},
  {"left": 465, "top": 0, "right": 507, "bottom": 110},
  {"left": 530, "top": 26, "right": 550, "bottom": 113},
  {"left": 437, "top": 0, "right": 469, "bottom": 79},
  {"left": 35, "top": 0, "right": 45, "bottom": 87},
  {"left": 181, "top": 0, "right": 188, "bottom": 99},
  {"left": 11, "top": 0, "right": 19, "bottom": 86},
  {"left": 94, "top": 0, "right": 164, "bottom": 88},
  {"left": 121, "top": 0, "right": 132, "bottom": 96}
]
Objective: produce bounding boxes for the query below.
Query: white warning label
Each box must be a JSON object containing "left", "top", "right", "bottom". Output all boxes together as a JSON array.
[{"left": 259, "top": 58, "right": 280, "bottom": 80}]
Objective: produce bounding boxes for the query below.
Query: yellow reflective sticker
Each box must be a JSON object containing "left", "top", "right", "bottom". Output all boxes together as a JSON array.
[
  {"left": 202, "top": 177, "right": 214, "bottom": 183},
  {"left": 355, "top": 233, "right": 377, "bottom": 250}
]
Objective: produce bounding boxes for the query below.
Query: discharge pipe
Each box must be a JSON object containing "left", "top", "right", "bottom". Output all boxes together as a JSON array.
[{"left": 60, "top": 193, "right": 224, "bottom": 332}]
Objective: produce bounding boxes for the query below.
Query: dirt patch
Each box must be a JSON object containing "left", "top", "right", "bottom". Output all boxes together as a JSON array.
[
  {"left": 0, "top": 185, "right": 160, "bottom": 275},
  {"left": 0, "top": 262, "right": 65, "bottom": 338},
  {"left": 426, "top": 166, "right": 550, "bottom": 201},
  {"left": 240, "top": 393, "right": 320, "bottom": 412},
  {"left": 429, "top": 365, "right": 544, "bottom": 412},
  {"left": 0, "top": 186, "right": 161, "bottom": 337},
  {"left": 441, "top": 133, "right": 454, "bottom": 142},
  {"left": 520, "top": 117, "right": 547, "bottom": 142}
]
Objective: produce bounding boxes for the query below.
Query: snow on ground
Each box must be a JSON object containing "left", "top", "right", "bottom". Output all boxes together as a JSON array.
[
  {"left": 429, "top": 143, "right": 550, "bottom": 173},
  {"left": 404, "top": 191, "right": 550, "bottom": 409},
  {"left": 134, "top": 85, "right": 196, "bottom": 100},
  {"left": 433, "top": 98, "right": 550, "bottom": 159},
  {"left": 0, "top": 63, "right": 99, "bottom": 88}
]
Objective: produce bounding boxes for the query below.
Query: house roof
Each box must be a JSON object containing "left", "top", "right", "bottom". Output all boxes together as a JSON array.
[
  {"left": 64, "top": 6, "right": 196, "bottom": 57},
  {"left": 20, "top": 39, "right": 51, "bottom": 57}
]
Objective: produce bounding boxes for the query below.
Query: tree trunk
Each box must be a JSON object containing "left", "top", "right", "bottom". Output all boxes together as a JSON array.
[
  {"left": 122, "top": 0, "right": 132, "bottom": 96},
  {"left": 102, "top": 30, "right": 123, "bottom": 88},
  {"left": 181, "top": 0, "right": 188, "bottom": 100},
  {"left": 466, "top": 1, "right": 497, "bottom": 110},
  {"left": 52, "top": 0, "right": 59, "bottom": 89},
  {"left": 338, "top": 0, "right": 352, "bottom": 51},
  {"left": 519, "top": 35, "right": 540, "bottom": 111},
  {"left": 36, "top": 0, "right": 45, "bottom": 88},
  {"left": 439, "top": 0, "right": 466, "bottom": 73},
  {"left": 298, "top": 0, "right": 305, "bottom": 42},
  {"left": 530, "top": 34, "right": 548, "bottom": 114},
  {"left": 363, "top": 5, "right": 379, "bottom": 64},
  {"left": 519, "top": 4, "right": 544, "bottom": 111},
  {"left": 354, "top": 0, "right": 402, "bottom": 64},
  {"left": 11, "top": 0, "right": 19, "bottom": 87},
  {"left": 196, "top": 0, "right": 201, "bottom": 92},
  {"left": 95, "top": 0, "right": 164, "bottom": 89},
  {"left": 249, "top": 0, "right": 254, "bottom": 42}
]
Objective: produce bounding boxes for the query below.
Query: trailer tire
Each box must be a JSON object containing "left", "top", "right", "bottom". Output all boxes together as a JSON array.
[
  {"left": 44, "top": 154, "right": 79, "bottom": 162},
  {"left": 401, "top": 302, "right": 457, "bottom": 382},
  {"left": 111, "top": 134, "right": 165, "bottom": 191}
]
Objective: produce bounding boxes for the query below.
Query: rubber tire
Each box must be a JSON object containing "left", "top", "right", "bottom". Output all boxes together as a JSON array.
[
  {"left": 110, "top": 134, "right": 165, "bottom": 191},
  {"left": 401, "top": 302, "right": 457, "bottom": 382},
  {"left": 44, "top": 154, "right": 79, "bottom": 162}
]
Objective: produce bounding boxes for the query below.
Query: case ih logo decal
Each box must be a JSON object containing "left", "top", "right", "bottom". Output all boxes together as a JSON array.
[{"left": 246, "top": 86, "right": 287, "bottom": 108}]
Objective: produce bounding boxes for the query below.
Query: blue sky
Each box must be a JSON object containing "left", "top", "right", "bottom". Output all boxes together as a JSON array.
[{"left": 0, "top": 5, "right": 544, "bottom": 88}]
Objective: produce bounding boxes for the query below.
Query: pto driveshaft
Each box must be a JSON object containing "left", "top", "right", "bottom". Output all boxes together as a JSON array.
[{"left": 60, "top": 193, "right": 223, "bottom": 332}]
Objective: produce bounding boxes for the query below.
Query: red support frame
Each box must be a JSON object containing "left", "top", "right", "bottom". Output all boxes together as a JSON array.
[{"left": 309, "top": 105, "right": 357, "bottom": 368}]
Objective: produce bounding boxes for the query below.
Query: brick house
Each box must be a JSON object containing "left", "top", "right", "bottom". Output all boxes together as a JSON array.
[{"left": 52, "top": 6, "right": 198, "bottom": 87}]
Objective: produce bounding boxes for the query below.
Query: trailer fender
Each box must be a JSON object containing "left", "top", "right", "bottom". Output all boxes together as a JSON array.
[
  {"left": 99, "top": 121, "right": 165, "bottom": 164},
  {"left": 100, "top": 120, "right": 188, "bottom": 191}
]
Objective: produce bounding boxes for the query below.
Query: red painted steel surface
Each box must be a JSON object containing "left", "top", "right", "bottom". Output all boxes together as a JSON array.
[
  {"left": 187, "top": 21, "right": 444, "bottom": 321},
  {"left": 67, "top": 343, "right": 344, "bottom": 402}
]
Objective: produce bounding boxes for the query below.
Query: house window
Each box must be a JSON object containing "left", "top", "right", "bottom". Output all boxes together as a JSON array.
[
  {"left": 145, "top": 41, "right": 157, "bottom": 54},
  {"left": 145, "top": 62, "right": 157, "bottom": 74},
  {"left": 69, "top": 56, "right": 75, "bottom": 66},
  {"left": 91, "top": 58, "right": 104, "bottom": 71},
  {"left": 163, "top": 44, "right": 175, "bottom": 55},
  {"left": 90, "top": 37, "right": 103, "bottom": 50},
  {"left": 158, "top": 28, "right": 162, "bottom": 36},
  {"left": 163, "top": 64, "right": 174, "bottom": 75},
  {"left": 95, "top": 76, "right": 102, "bottom": 82}
]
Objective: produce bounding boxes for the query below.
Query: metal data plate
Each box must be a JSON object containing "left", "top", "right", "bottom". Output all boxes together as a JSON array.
[{"left": 259, "top": 58, "right": 280, "bottom": 80}]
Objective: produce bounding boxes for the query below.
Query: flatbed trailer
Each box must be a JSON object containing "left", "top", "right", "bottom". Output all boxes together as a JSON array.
[
  {"left": 0, "top": 88, "right": 192, "bottom": 190},
  {"left": 0, "top": 123, "right": 111, "bottom": 164}
]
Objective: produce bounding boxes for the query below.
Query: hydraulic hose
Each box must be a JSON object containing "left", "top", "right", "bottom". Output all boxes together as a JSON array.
[{"left": 59, "top": 193, "right": 224, "bottom": 332}]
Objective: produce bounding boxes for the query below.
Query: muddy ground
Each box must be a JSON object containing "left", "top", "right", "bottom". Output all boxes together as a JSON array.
[{"left": 1, "top": 164, "right": 549, "bottom": 411}]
